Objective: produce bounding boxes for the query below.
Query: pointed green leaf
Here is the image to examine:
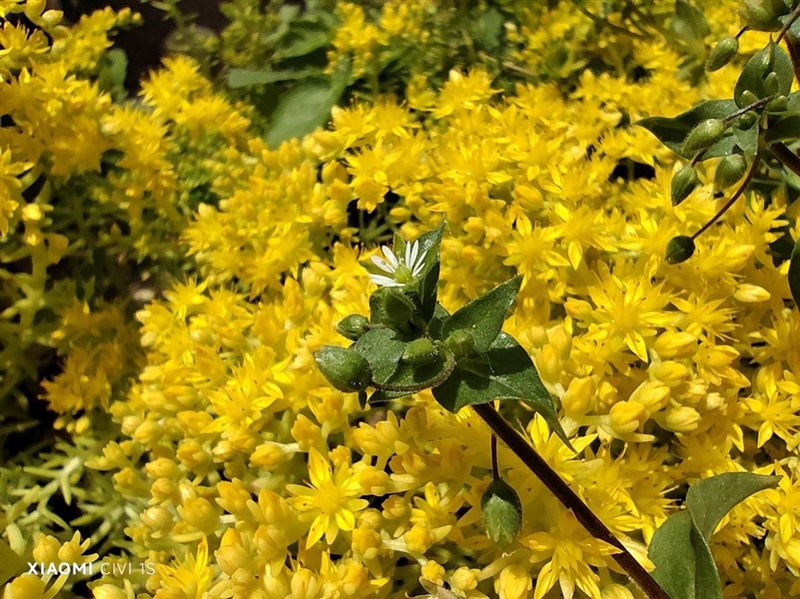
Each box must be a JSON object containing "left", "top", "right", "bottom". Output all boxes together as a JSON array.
[
  {"left": 442, "top": 276, "right": 521, "bottom": 353},
  {"left": 638, "top": 100, "right": 739, "bottom": 159},
  {"left": 432, "top": 333, "right": 570, "bottom": 446},
  {"left": 650, "top": 511, "right": 722, "bottom": 599},
  {"left": 227, "top": 67, "right": 320, "bottom": 88},
  {"left": 764, "top": 113, "right": 800, "bottom": 144},
  {"left": 734, "top": 42, "right": 794, "bottom": 108},
  {"left": 353, "top": 328, "right": 406, "bottom": 384},
  {"left": 428, "top": 303, "right": 449, "bottom": 340},
  {"left": 686, "top": 472, "right": 781, "bottom": 542},
  {"left": 265, "top": 60, "right": 349, "bottom": 147},
  {"left": 791, "top": 238, "right": 800, "bottom": 310}
]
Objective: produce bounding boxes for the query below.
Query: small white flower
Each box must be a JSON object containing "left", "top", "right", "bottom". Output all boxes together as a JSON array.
[{"left": 369, "top": 240, "right": 427, "bottom": 287}]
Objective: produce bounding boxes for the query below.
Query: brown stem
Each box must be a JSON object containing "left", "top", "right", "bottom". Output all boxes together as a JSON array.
[
  {"left": 490, "top": 432, "right": 499, "bottom": 480},
  {"left": 691, "top": 152, "right": 762, "bottom": 241},
  {"left": 771, "top": 142, "right": 800, "bottom": 179},
  {"left": 785, "top": 33, "right": 800, "bottom": 85},
  {"left": 776, "top": 3, "right": 800, "bottom": 44},
  {"left": 472, "top": 404, "right": 670, "bottom": 599}
]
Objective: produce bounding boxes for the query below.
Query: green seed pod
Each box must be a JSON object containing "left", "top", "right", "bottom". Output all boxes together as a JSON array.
[
  {"left": 444, "top": 329, "right": 476, "bottom": 359},
  {"left": 766, "top": 95, "right": 788, "bottom": 112},
  {"left": 481, "top": 479, "right": 522, "bottom": 547},
  {"left": 763, "top": 71, "right": 780, "bottom": 96},
  {"left": 336, "top": 314, "right": 370, "bottom": 341},
  {"left": 739, "top": 90, "right": 760, "bottom": 107},
  {"left": 742, "top": 0, "right": 787, "bottom": 31},
  {"left": 671, "top": 166, "right": 700, "bottom": 206},
  {"left": 402, "top": 338, "right": 439, "bottom": 365},
  {"left": 665, "top": 236, "right": 696, "bottom": 265},
  {"left": 706, "top": 37, "right": 739, "bottom": 72},
  {"left": 736, "top": 111, "right": 758, "bottom": 129},
  {"left": 314, "top": 345, "right": 372, "bottom": 392},
  {"left": 683, "top": 119, "right": 726, "bottom": 156},
  {"left": 714, "top": 155, "right": 748, "bottom": 191}
]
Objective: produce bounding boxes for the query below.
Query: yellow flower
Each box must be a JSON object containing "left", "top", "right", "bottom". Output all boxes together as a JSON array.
[
  {"left": 154, "top": 536, "right": 213, "bottom": 599},
  {"left": 287, "top": 448, "right": 369, "bottom": 548}
]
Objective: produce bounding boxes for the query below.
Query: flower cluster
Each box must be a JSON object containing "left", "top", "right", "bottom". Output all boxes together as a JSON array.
[{"left": 2, "top": 1, "right": 800, "bottom": 599}]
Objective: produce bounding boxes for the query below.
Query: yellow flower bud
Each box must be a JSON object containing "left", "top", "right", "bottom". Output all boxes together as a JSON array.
[
  {"left": 405, "top": 523, "right": 435, "bottom": 553},
  {"left": 451, "top": 567, "right": 478, "bottom": 592},
  {"left": 609, "top": 401, "right": 645, "bottom": 434},
  {"left": 420, "top": 561, "right": 445, "bottom": 586},
  {"left": 92, "top": 585, "right": 128, "bottom": 599},
  {"left": 497, "top": 564, "right": 532, "bottom": 599},
  {"left": 141, "top": 506, "right": 175, "bottom": 533},
  {"left": 290, "top": 568, "right": 320, "bottom": 599},
  {"left": 663, "top": 406, "right": 701, "bottom": 432},
  {"left": 21, "top": 203, "right": 43, "bottom": 222},
  {"left": 352, "top": 526, "right": 382, "bottom": 560},
  {"left": 734, "top": 284, "right": 771, "bottom": 303},
  {"left": 653, "top": 331, "right": 696, "bottom": 358},
  {"left": 537, "top": 345, "right": 561, "bottom": 386},
  {"left": 649, "top": 361, "right": 689, "bottom": 387},
  {"left": 33, "top": 534, "right": 61, "bottom": 564},
  {"left": 176, "top": 440, "right": 211, "bottom": 471},
  {"left": 145, "top": 458, "right": 182, "bottom": 480},
  {"left": 150, "top": 478, "right": 180, "bottom": 504},
  {"left": 548, "top": 326, "right": 572, "bottom": 362},
  {"left": 216, "top": 480, "right": 252, "bottom": 518},
  {"left": 602, "top": 584, "right": 635, "bottom": 599},
  {"left": 178, "top": 497, "right": 219, "bottom": 534},
  {"left": 216, "top": 532, "right": 250, "bottom": 575},
  {"left": 562, "top": 376, "right": 596, "bottom": 416},
  {"left": 630, "top": 381, "right": 671, "bottom": 414},
  {"left": 4, "top": 575, "right": 47, "bottom": 599}
]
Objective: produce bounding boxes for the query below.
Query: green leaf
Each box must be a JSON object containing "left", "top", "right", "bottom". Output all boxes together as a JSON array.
[
  {"left": 0, "top": 540, "right": 27, "bottom": 586},
  {"left": 428, "top": 304, "right": 449, "bottom": 340},
  {"left": 649, "top": 511, "right": 722, "bottom": 599},
  {"left": 649, "top": 472, "right": 779, "bottom": 599},
  {"left": 226, "top": 67, "right": 320, "bottom": 88},
  {"left": 277, "top": 22, "right": 332, "bottom": 59},
  {"left": 734, "top": 42, "right": 794, "bottom": 108},
  {"left": 432, "top": 333, "right": 570, "bottom": 446},
  {"left": 789, "top": 237, "right": 800, "bottom": 309},
  {"left": 638, "top": 100, "right": 739, "bottom": 159},
  {"left": 442, "top": 276, "right": 521, "bottom": 353},
  {"left": 671, "top": 0, "right": 710, "bottom": 43},
  {"left": 353, "top": 328, "right": 406, "bottom": 384},
  {"left": 265, "top": 60, "right": 349, "bottom": 147},
  {"left": 473, "top": 7, "right": 504, "bottom": 50},
  {"left": 764, "top": 112, "right": 800, "bottom": 144},
  {"left": 732, "top": 119, "right": 759, "bottom": 157},
  {"left": 686, "top": 472, "right": 781, "bottom": 542}
]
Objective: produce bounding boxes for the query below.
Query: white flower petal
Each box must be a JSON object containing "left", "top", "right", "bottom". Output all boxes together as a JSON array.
[
  {"left": 381, "top": 246, "right": 399, "bottom": 268},
  {"left": 369, "top": 274, "right": 404, "bottom": 287},
  {"left": 370, "top": 255, "right": 395, "bottom": 274},
  {"left": 407, "top": 240, "right": 419, "bottom": 270}
]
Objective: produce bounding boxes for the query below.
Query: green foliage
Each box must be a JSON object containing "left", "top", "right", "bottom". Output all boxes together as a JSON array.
[
  {"left": 316, "top": 226, "right": 568, "bottom": 446},
  {"left": 649, "top": 472, "right": 779, "bottom": 599},
  {"left": 638, "top": 2, "right": 800, "bottom": 305},
  {"left": 265, "top": 58, "right": 351, "bottom": 147}
]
